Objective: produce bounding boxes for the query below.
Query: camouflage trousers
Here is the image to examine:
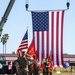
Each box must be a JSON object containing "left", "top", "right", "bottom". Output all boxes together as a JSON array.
[{"left": 18, "top": 69, "right": 27, "bottom": 75}]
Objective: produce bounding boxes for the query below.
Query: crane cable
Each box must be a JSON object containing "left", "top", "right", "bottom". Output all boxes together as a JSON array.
[
  {"left": 25, "top": 0, "right": 29, "bottom": 11},
  {"left": 66, "top": 0, "right": 70, "bottom": 9}
]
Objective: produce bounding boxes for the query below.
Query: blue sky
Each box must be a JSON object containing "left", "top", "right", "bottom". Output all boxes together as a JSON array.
[{"left": 0, "top": 0, "right": 75, "bottom": 54}]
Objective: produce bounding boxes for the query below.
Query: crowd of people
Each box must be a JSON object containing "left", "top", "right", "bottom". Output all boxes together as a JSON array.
[{"left": 15, "top": 51, "right": 54, "bottom": 75}]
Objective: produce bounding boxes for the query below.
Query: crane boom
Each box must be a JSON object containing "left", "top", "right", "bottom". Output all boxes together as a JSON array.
[{"left": 0, "top": 0, "right": 15, "bottom": 36}]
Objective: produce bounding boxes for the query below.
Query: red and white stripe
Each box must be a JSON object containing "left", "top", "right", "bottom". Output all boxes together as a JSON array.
[
  {"left": 33, "top": 11, "right": 64, "bottom": 66},
  {"left": 8, "top": 61, "right": 12, "bottom": 70},
  {"left": 17, "top": 39, "right": 28, "bottom": 56},
  {"left": 18, "top": 40, "right": 28, "bottom": 50}
]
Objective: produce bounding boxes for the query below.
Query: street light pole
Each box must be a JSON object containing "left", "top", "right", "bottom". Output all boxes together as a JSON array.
[
  {"left": 5, "top": 43, "right": 6, "bottom": 54},
  {"left": 3, "top": 44, "right": 4, "bottom": 54}
]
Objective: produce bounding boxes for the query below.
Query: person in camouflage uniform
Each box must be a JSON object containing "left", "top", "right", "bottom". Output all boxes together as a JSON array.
[{"left": 16, "top": 51, "right": 28, "bottom": 75}]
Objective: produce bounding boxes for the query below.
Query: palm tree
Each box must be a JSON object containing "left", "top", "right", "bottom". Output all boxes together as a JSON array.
[{"left": 1, "top": 34, "right": 9, "bottom": 54}]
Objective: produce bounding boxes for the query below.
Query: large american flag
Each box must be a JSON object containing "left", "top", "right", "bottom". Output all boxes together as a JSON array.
[
  {"left": 31, "top": 11, "right": 65, "bottom": 67},
  {"left": 17, "top": 30, "right": 28, "bottom": 56}
]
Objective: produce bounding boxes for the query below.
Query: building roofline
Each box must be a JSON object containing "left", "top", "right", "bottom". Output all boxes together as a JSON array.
[{"left": 0, "top": 54, "right": 18, "bottom": 57}]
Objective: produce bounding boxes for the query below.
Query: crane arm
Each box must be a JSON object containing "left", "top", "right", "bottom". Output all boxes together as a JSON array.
[{"left": 0, "top": 0, "right": 15, "bottom": 36}]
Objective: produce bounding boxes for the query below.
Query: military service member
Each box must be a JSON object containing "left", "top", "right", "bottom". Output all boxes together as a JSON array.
[{"left": 15, "top": 51, "right": 28, "bottom": 75}]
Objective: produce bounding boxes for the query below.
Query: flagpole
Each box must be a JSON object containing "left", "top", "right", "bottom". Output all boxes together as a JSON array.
[
  {"left": 70, "top": 66, "right": 72, "bottom": 75},
  {"left": 26, "top": 26, "right": 28, "bottom": 30},
  {"left": 27, "top": 9, "right": 68, "bottom": 12}
]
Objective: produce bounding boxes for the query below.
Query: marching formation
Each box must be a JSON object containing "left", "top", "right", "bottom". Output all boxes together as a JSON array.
[{"left": 15, "top": 51, "right": 54, "bottom": 75}]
